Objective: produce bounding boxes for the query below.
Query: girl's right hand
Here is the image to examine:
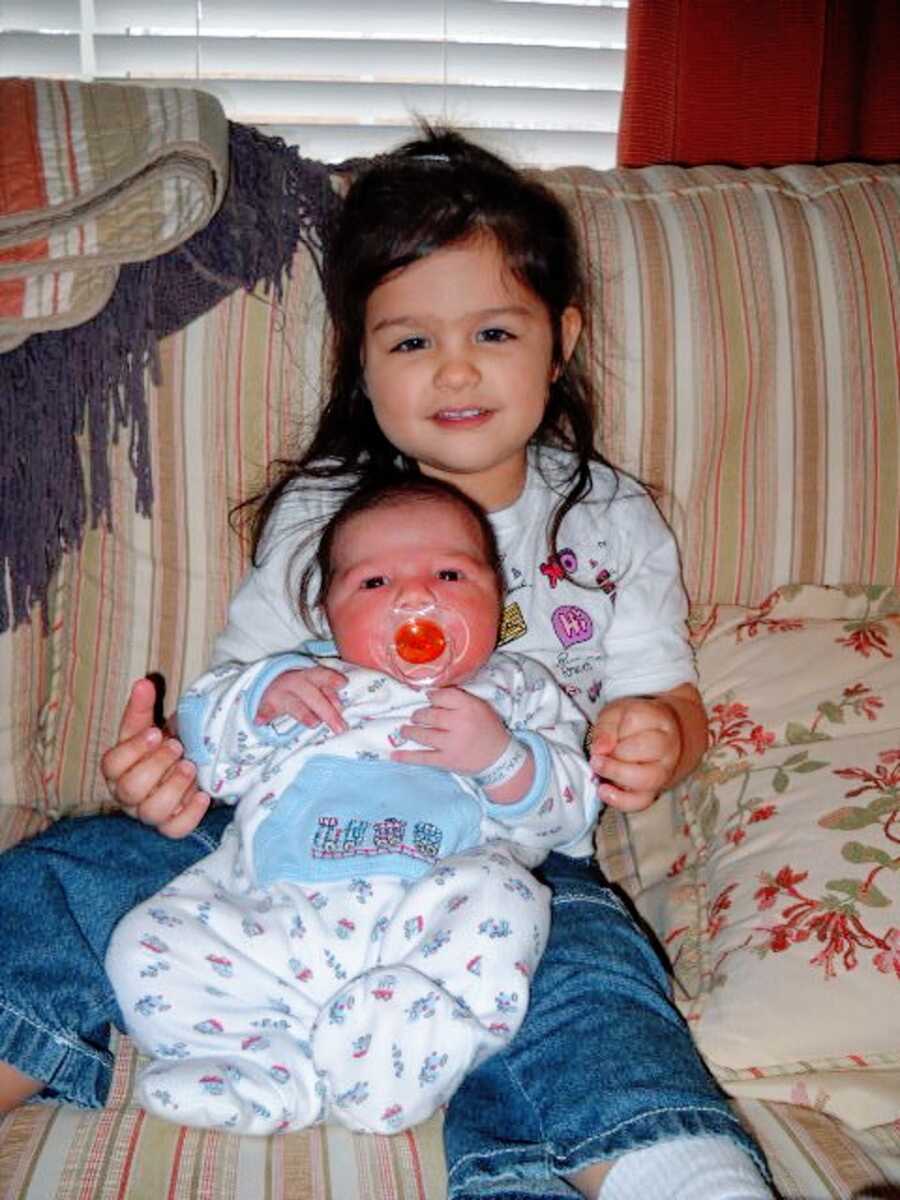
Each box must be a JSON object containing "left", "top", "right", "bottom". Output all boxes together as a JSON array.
[
  {"left": 255, "top": 666, "right": 348, "bottom": 734},
  {"left": 101, "top": 677, "right": 211, "bottom": 839}
]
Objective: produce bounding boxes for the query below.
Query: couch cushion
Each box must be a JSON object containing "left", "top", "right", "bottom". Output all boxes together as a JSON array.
[
  {"left": 546, "top": 162, "right": 900, "bottom": 608},
  {"left": 633, "top": 584, "right": 900, "bottom": 1129},
  {"left": 1, "top": 1081, "right": 898, "bottom": 1199},
  {"left": 0, "top": 619, "right": 50, "bottom": 811}
]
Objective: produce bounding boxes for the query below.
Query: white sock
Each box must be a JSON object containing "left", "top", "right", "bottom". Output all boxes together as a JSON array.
[{"left": 598, "top": 1135, "right": 773, "bottom": 1200}]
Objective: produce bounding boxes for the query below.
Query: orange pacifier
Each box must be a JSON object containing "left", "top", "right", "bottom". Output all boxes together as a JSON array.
[
  {"left": 394, "top": 616, "right": 447, "bottom": 665},
  {"left": 379, "top": 603, "right": 469, "bottom": 688}
]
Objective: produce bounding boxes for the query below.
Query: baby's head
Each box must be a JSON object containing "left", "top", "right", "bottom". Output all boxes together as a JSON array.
[{"left": 312, "top": 477, "right": 504, "bottom": 687}]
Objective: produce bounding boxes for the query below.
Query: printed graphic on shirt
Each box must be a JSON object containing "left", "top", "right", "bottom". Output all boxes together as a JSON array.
[
  {"left": 550, "top": 605, "right": 594, "bottom": 648},
  {"left": 539, "top": 547, "right": 578, "bottom": 589},
  {"left": 589, "top": 552, "right": 618, "bottom": 605},
  {"left": 498, "top": 601, "right": 527, "bottom": 647}
]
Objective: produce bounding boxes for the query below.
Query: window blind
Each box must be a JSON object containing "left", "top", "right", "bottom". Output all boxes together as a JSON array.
[{"left": 1, "top": 1, "right": 628, "bottom": 167}]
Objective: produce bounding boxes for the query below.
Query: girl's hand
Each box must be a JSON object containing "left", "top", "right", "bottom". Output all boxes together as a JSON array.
[
  {"left": 101, "top": 677, "right": 211, "bottom": 839},
  {"left": 589, "top": 695, "right": 683, "bottom": 812},
  {"left": 256, "top": 666, "right": 348, "bottom": 734},
  {"left": 391, "top": 687, "right": 509, "bottom": 775}
]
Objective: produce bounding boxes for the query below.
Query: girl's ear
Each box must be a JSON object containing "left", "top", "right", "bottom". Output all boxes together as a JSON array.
[
  {"left": 551, "top": 306, "right": 583, "bottom": 380},
  {"left": 560, "top": 306, "right": 583, "bottom": 362}
]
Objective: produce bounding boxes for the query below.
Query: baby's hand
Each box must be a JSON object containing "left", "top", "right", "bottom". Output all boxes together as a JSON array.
[
  {"left": 391, "top": 687, "right": 509, "bottom": 775},
  {"left": 589, "top": 696, "right": 682, "bottom": 812},
  {"left": 256, "top": 666, "right": 348, "bottom": 734}
]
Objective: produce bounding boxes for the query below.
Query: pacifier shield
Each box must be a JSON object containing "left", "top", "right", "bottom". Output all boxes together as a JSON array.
[
  {"left": 375, "top": 601, "right": 470, "bottom": 688},
  {"left": 394, "top": 618, "right": 447, "bottom": 664}
]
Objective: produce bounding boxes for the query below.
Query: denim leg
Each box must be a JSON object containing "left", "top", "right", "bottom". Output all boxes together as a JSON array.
[
  {"left": 445, "top": 853, "right": 768, "bottom": 1200},
  {"left": 0, "top": 806, "right": 233, "bottom": 1108}
]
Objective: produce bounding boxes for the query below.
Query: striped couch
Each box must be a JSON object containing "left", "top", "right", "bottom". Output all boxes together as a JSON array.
[{"left": 1, "top": 159, "right": 899, "bottom": 1199}]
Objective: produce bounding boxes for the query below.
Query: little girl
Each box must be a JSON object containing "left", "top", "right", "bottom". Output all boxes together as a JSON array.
[
  {"left": 0, "top": 127, "right": 772, "bottom": 1199},
  {"left": 108, "top": 476, "right": 600, "bottom": 1135}
]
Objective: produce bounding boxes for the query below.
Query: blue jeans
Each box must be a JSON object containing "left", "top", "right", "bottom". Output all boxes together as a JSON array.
[
  {"left": 0, "top": 808, "right": 232, "bottom": 1107},
  {"left": 0, "top": 815, "right": 766, "bottom": 1192},
  {"left": 446, "top": 853, "right": 767, "bottom": 1198}
]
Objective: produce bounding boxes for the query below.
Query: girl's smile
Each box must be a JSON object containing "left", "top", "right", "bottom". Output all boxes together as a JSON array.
[
  {"left": 432, "top": 407, "right": 492, "bottom": 427},
  {"left": 362, "top": 234, "right": 581, "bottom": 511}
]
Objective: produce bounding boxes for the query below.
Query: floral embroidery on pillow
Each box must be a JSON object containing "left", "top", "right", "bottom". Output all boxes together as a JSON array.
[
  {"left": 687, "top": 693, "right": 829, "bottom": 849},
  {"left": 638, "top": 585, "right": 900, "bottom": 1119},
  {"left": 835, "top": 588, "right": 898, "bottom": 659},
  {"left": 664, "top": 586, "right": 899, "bottom": 994},
  {"left": 749, "top": 743, "right": 899, "bottom": 980},
  {"left": 734, "top": 589, "right": 805, "bottom": 641}
]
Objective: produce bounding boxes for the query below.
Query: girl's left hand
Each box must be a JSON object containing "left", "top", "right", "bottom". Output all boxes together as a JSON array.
[
  {"left": 390, "top": 687, "right": 509, "bottom": 775},
  {"left": 589, "top": 696, "right": 683, "bottom": 812}
]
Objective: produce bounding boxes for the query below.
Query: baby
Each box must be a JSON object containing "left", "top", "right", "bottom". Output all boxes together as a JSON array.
[{"left": 106, "top": 476, "right": 599, "bottom": 1136}]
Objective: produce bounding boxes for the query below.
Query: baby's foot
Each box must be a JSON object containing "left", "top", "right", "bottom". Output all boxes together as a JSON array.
[
  {"left": 137, "top": 1054, "right": 322, "bottom": 1135},
  {"left": 311, "top": 964, "right": 479, "bottom": 1134}
]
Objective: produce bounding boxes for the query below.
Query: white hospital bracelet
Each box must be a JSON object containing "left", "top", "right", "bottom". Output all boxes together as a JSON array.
[{"left": 472, "top": 736, "right": 529, "bottom": 790}]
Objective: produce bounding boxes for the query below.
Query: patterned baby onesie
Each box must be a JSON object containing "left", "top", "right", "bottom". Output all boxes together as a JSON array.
[{"left": 107, "top": 650, "right": 598, "bottom": 1135}]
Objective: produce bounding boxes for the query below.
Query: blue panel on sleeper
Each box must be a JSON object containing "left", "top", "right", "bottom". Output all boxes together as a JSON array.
[{"left": 252, "top": 754, "right": 482, "bottom": 885}]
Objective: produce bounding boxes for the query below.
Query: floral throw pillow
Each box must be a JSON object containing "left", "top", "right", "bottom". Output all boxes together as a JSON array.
[{"left": 635, "top": 585, "right": 900, "bottom": 1130}]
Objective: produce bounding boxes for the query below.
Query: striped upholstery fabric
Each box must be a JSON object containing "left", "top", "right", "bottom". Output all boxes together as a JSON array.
[
  {"left": 1, "top": 161, "right": 899, "bottom": 1198},
  {"left": 0, "top": 620, "right": 47, "bottom": 810},
  {"left": 0, "top": 78, "right": 228, "bottom": 350},
  {"left": 548, "top": 162, "right": 900, "bottom": 607},
  {"left": 1, "top": 1067, "right": 897, "bottom": 1200}
]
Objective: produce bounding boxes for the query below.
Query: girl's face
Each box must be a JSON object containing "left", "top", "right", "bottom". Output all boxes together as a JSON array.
[
  {"left": 361, "top": 234, "right": 582, "bottom": 511},
  {"left": 325, "top": 497, "right": 502, "bottom": 687}
]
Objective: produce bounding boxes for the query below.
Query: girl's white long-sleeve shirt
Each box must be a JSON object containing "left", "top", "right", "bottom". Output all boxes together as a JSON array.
[{"left": 178, "top": 648, "right": 600, "bottom": 889}]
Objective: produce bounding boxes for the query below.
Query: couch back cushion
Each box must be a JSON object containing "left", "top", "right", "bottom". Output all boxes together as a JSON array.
[
  {"left": 548, "top": 162, "right": 900, "bottom": 607},
  {"left": 2, "top": 160, "right": 898, "bottom": 816}
]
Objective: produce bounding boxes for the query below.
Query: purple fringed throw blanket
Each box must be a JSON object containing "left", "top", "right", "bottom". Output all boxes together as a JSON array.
[{"left": 0, "top": 122, "right": 339, "bottom": 634}]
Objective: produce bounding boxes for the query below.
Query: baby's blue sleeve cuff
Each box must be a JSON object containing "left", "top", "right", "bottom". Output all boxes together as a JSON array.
[
  {"left": 244, "top": 653, "right": 314, "bottom": 743},
  {"left": 479, "top": 731, "right": 551, "bottom": 822},
  {"left": 301, "top": 637, "right": 338, "bottom": 657},
  {"left": 176, "top": 693, "right": 213, "bottom": 765}
]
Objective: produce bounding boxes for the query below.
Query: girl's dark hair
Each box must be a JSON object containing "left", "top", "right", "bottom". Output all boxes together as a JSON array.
[
  {"left": 298, "top": 474, "right": 504, "bottom": 629},
  {"left": 241, "top": 123, "right": 610, "bottom": 565}
]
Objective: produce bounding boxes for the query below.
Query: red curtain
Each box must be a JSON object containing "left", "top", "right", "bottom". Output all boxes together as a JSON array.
[{"left": 617, "top": 0, "right": 900, "bottom": 168}]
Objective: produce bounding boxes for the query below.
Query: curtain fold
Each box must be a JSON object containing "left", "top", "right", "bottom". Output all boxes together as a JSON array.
[{"left": 617, "top": 0, "right": 900, "bottom": 168}]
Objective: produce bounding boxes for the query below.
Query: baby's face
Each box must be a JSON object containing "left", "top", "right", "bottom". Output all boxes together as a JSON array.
[{"left": 325, "top": 498, "right": 501, "bottom": 686}]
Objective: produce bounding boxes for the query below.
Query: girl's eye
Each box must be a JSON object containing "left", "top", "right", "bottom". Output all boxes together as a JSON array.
[
  {"left": 391, "top": 335, "right": 428, "bottom": 354},
  {"left": 477, "top": 327, "right": 513, "bottom": 343},
  {"left": 361, "top": 575, "right": 388, "bottom": 589},
  {"left": 437, "top": 569, "right": 463, "bottom": 582}
]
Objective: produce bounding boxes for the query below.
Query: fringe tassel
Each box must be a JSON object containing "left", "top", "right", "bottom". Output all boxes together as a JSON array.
[{"left": 0, "top": 123, "right": 338, "bottom": 635}]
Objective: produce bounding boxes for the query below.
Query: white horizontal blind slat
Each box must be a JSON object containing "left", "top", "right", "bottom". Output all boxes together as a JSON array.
[
  {"left": 1, "top": 0, "right": 628, "bottom": 167},
  {"left": 268, "top": 125, "right": 618, "bottom": 169},
  {"left": 2, "top": 0, "right": 81, "bottom": 30},
  {"left": 1, "top": 31, "right": 82, "bottom": 74},
  {"left": 90, "top": 38, "right": 623, "bottom": 92},
  {"left": 90, "top": 0, "right": 626, "bottom": 43},
  {"left": 448, "top": 0, "right": 626, "bottom": 47},
  {"left": 94, "top": 0, "right": 198, "bottom": 33},
  {"left": 97, "top": 0, "right": 448, "bottom": 39},
  {"left": 86, "top": 77, "right": 621, "bottom": 131}
]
